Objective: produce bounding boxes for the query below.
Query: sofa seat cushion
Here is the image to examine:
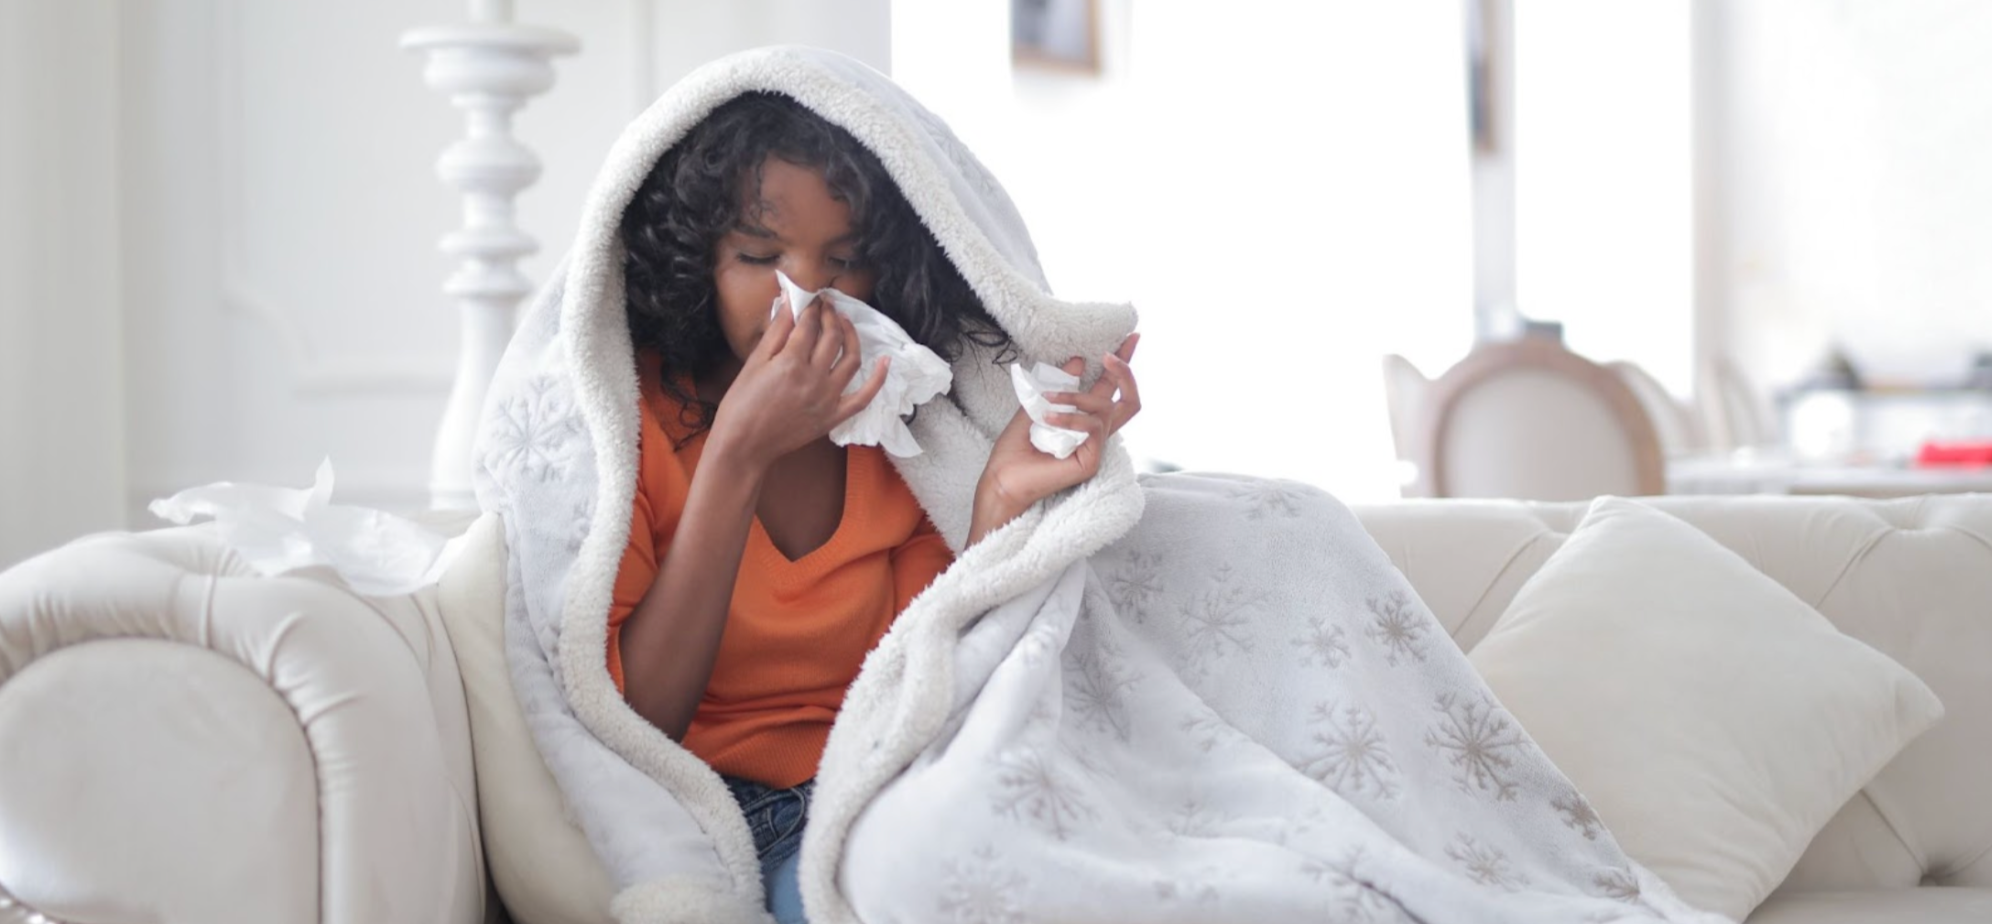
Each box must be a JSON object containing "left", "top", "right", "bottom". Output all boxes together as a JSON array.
[{"left": 1745, "top": 887, "right": 1992, "bottom": 923}]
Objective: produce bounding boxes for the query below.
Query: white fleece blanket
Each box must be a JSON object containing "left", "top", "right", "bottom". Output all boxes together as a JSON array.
[{"left": 472, "top": 46, "right": 1732, "bottom": 924}]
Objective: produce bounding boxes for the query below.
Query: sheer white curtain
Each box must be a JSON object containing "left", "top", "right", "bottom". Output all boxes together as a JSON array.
[{"left": 897, "top": 1, "right": 1475, "bottom": 501}]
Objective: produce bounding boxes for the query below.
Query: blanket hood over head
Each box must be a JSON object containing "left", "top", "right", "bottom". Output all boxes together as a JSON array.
[
  {"left": 475, "top": 45, "right": 1146, "bottom": 923},
  {"left": 478, "top": 44, "right": 1737, "bottom": 924}
]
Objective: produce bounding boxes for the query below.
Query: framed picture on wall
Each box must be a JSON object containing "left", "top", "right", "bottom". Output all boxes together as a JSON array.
[
  {"left": 1467, "top": 0, "right": 1499, "bottom": 152},
  {"left": 1012, "top": 0, "right": 1101, "bottom": 74}
]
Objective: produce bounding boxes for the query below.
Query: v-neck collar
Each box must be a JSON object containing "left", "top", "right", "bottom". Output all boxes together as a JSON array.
[
  {"left": 746, "top": 445, "right": 871, "bottom": 582},
  {"left": 643, "top": 364, "right": 878, "bottom": 585}
]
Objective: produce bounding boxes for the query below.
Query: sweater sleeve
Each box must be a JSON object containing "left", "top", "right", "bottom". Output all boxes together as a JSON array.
[
  {"left": 606, "top": 473, "right": 659, "bottom": 696},
  {"left": 890, "top": 512, "right": 955, "bottom": 615}
]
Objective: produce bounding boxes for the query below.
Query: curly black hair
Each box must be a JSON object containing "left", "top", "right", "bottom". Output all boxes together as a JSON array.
[{"left": 619, "top": 91, "right": 1012, "bottom": 438}]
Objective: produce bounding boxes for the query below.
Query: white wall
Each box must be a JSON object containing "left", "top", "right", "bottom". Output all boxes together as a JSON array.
[
  {"left": 119, "top": 0, "right": 470, "bottom": 532},
  {"left": 5, "top": 0, "right": 1476, "bottom": 560},
  {"left": 0, "top": 0, "right": 891, "bottom": 566},
  {"left": 0, "top": 0, "right": 126, "bottom": 568},
  {"left": 1703, "top": 0, "right": 1992, "bottom": 390}
]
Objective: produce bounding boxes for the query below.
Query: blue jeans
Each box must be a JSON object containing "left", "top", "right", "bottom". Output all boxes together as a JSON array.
[{"left": 724, "top": 775, "right": 813, "bottom": 924}]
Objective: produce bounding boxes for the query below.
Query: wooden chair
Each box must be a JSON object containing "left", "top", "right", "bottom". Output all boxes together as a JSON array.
[
  {"left": 1607, "top": 360, "right": 1704, "bottom": 458},
  {"left": 1699, "top": 355, "right": 1777, "bottom": 453},
  {"left": 1381, "top": 354, "right": 1434, "bottom": 496},
  {"left": 1417, "top": 339, "right": 1665, "bottom": 500}
]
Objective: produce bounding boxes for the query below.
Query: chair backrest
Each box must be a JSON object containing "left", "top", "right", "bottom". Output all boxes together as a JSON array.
[
  {"left": 1699, "top": 355, "right": 1776, "bottom": 452},
  {"left": 1607, "top": 360, "right": 1703, "bottom": 457},
  {"left": 1381, "top": 354, "right": 1434, "bottom": 496},
  {"left": 1418, "top": 339, "right": 1665, "bottom": 500}
]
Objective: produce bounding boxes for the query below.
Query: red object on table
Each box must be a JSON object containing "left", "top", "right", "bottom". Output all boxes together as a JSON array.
[{"left": 1916, "top": 441, "right": 1992, "bottom": 468}]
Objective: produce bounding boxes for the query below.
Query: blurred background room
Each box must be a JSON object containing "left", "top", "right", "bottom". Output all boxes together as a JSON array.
[{"left": 5, "top": 0, "right": 1991, "bottom": 567}]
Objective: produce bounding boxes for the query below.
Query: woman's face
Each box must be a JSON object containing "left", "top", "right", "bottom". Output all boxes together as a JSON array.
[{"left": 710, "top": 156, "right": 877, "bottom": 370}]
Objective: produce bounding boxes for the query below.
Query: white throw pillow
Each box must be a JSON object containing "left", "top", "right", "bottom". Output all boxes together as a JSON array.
[{"left": 1468, "top": 496, "right": 1943, "bottom": 922}]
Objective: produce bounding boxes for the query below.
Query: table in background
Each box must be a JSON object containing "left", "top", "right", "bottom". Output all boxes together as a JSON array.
[{"left": 1668, "top": 451, "right": 1992, "bottom": 498}]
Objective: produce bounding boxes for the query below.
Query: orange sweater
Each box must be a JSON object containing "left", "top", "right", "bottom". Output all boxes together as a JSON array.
[{"left": 607, "top": 368, "right": 954, "bottom": 788}]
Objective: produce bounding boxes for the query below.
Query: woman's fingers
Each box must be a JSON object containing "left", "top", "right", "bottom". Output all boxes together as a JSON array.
[
  {"left": 812, "top": 304, "right": 850, "bottom": 369},
  {"left": 1085, "top": 335, "right": 1137, "bottom": 399},
  {"left": 1045, "top": 410, "right": 1108, "bottom": 440},
  {"left": 787, "top": 293, "right": 823, "bottom": 357},
  {"left": 829, "top": 315, "right": 864, "bottom": 381},
  {"left": 1043, "top": 411, "right": 1108, "bottom": 468},
  {"left": 760, "top": 295, "right": 799, "bottom": 358},
  {"left": 1046, "top": 343, "right": 1141, "bottom": 436},
  {"left": 1102, "top": 352, "right": 1141, "bottom": 430},
  {"left": 1045, "top": 389, "right": 1113, "bottom": 419},
  {"left": 837, "top": 356, "right": 891, "bottom": 422}
]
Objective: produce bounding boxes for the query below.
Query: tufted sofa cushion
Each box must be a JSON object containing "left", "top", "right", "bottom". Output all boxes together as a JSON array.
[
  {"left": 1353, "top": 494, "right": 1992, "bottom": 906},
  {"left": 0, "top": 525, "right": 489, "bottom": 924},
  {"left": 1744, "top": 887, "right": 1992, "bottom": 922},
  {"left": 4, "top": 494, "right": 1981, "bottom": 923}
]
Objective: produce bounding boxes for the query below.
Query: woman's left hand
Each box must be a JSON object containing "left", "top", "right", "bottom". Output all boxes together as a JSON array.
[{"left": 969, "top": 333, "right": 1142, "bottom": 545}]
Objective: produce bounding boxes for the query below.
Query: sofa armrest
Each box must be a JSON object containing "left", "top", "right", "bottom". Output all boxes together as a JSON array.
[{"left": 0, "top": 526, "right": 487, "bottom": 924}]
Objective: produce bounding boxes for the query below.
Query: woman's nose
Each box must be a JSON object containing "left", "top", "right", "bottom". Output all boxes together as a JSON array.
[{"left": 783, "top": 259, "right": 842, "bottom": 294}]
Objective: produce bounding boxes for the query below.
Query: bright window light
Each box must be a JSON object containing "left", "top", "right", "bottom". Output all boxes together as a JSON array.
[
  {"left": 896, "top": 1, "right": 1478, "bottom": 501},
  {"left": 1513, "top": 0, "right": 1693, "bottom": 395}
]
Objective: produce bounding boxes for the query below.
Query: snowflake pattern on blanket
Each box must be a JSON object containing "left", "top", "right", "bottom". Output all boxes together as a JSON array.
[
  {"left": 837, "top": 472, "right": 1733, "bottom": 924},
  {"left": 473, "top": 45, "right": 1735, "bottom": 924}
]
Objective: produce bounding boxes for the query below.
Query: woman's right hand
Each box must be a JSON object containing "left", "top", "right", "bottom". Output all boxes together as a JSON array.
[{"left": 707, "top": 294, "right": 890, "bottom": 468}]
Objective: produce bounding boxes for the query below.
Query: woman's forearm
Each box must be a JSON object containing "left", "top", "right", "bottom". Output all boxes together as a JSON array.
[{"left": 619, "top": 438, "right": 765, "bottom": 741}]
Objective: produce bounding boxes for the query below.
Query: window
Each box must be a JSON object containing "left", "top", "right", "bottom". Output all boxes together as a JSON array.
[
  {"left": 897, "top": 1, "right": 1477, "bottom": 500},
  {"left": 1513, "top": 0, "right": 1693, "bottom": 394}
]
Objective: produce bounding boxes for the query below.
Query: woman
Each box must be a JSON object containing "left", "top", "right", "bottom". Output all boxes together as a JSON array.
[{"left": 605, "top": 90, "right": 1141, "bottom": 921}]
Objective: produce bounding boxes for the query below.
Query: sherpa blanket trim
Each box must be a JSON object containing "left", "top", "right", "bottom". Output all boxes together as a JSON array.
[{"left": 474, "top": 44, "right": 1731, "bottom": 924}]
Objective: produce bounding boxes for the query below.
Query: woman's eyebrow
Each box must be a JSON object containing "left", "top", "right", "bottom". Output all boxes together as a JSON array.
[{"left": 733, "top": 223, "right": 779, "bottom": 240}]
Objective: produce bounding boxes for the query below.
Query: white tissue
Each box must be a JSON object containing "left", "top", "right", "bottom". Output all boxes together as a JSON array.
[
  {"left": 773, "top": 270, "right": 953, "bottom": 457},
  {"left": 148, "top": 459, "right": 464, "bottom": 597},
  {"left": 1009, "top": 361, "right": 1091, "bottom": 459}
]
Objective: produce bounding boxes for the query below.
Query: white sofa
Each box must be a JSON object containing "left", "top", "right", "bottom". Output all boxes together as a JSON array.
[{"left": 0, "top": 494, "right": 1986, "bottom": 923}]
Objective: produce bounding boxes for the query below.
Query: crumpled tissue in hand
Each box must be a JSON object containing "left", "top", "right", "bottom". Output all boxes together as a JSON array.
[
  {"left": 149, "top": 459, "right": 464, "bottom": 596},
  {"left": 1009, "top": 361, "right": 1091, "bottom": 459},
  {"left": 774, "top": 270, "right": 953, "bottom": 457}
]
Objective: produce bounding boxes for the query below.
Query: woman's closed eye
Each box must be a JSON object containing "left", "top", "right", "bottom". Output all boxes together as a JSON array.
[{"left": 736, "top": 251, "right": 864, "bottom": 271}]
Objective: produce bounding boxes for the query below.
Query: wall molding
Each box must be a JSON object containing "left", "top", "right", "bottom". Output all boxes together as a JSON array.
[{"left": 214, "top": 1, "right": 456, "bottom": 398}]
